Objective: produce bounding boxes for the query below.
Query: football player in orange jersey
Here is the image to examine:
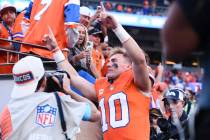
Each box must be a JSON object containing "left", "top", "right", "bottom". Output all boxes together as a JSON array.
[
  {"left": 44, "top": 9, "right": 152, "bottom": 139},
  {"left": 20, "top": 0, "right": 80, "bottom": 59}
]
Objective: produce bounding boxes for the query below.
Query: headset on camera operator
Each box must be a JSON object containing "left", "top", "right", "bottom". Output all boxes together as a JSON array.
[{"left": 157, "top": 88, "right": 189, "bottom": 140}]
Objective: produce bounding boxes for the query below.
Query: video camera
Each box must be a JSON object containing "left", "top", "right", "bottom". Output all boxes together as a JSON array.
[
  {"left": 157, "top": 118, "right": 171, "bottom": 132},
  {"left": 44, "top": 70, "right": 70, "bottom": 93},
  {"left": 156, "top": 117, "right": 189, "bottom": 140},
  {"left": 156, "top": 117, "right": 174, "bottom": 140}
]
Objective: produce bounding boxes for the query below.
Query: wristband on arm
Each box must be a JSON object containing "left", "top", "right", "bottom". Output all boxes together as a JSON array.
[
  {"left": 53, "top": 48, "right": 65, "bottom": 64},
  {"left": 112, "top": 23, "right": 131, "bottom": 44}
]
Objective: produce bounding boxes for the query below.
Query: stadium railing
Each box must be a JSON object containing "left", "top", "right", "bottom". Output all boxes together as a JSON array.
[{"left": 0, "top": 48, "right": 56, "bottom": 76}]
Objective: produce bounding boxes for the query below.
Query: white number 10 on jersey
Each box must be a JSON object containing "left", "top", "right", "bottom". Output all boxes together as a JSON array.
[{"left": 99, "top": 92, "right": 130, "bottom": 132}]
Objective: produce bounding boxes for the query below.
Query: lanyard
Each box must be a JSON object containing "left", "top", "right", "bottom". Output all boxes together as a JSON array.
[{"left": 2, "top": 21, "right": 13, "bottom": 40}]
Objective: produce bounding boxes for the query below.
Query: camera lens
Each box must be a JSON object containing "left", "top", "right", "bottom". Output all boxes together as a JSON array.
[{"left": 157, "top": 118, "right": 171, "bottom": 132}]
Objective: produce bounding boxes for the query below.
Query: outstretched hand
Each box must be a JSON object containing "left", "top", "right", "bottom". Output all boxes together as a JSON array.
[
  {"left": 98, "top": 4, "right": 118, "bottom": 30},
  {"left": 100, "top": 13, "right": 118, "bottom": 29},
  {"left": 43, "top": 26, "right": 58, "bottom": 51}
]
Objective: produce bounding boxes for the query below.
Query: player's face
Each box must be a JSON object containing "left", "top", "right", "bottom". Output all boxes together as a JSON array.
[
  {"left": 1, "top": 9, "right": 16, "bottom": 24},
  {"left": 77, "top": 25, "right": 86, "bottom": 45},
  {"left": 80, "top": 15, "right": 91, "bottom": 27},
  {"left": 106, "top": 53, "right": 131, "bottom": 80}
]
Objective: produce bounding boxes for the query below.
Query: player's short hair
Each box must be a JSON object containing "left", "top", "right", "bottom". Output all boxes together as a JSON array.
[{"left": 109, "top": 47, "right": 131, "bottom": 63}]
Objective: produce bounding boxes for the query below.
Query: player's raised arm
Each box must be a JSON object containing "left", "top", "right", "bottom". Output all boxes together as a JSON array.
[{"left": 100, "top": 13, "right": 151, "bottom": 93}]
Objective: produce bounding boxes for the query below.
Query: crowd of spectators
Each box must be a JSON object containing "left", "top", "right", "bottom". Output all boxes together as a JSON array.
[
  {"left": 81, "top": 0, "right": 168, "bottom": 16},
  {"left": 163, "top": 69, "right": 202, "bottom": 91}
]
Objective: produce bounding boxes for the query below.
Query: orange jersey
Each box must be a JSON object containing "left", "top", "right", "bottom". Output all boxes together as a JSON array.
[
  {"left": 12, "top": 11, "right": 25, "bottom": 41},
  {"left": 0, "top": 23, "right": 15, "bottom": 74},
  {"left": 101, "top": 58, "right": 109, "bottom": 77},
  {"left": 95, "top": 70, "right": 150, "bottom": 140},
  {"left": 21, "top": 0, "right": 80, "bottom": 59},
  {"left": 0, "top": 23, "right": 12, "bottom": 47},
  {"left": 152, "top": 81, "right": 168, "bottom": 103},
  {"left": 92, "top": 48, "right": 104, "bottom": 76}
]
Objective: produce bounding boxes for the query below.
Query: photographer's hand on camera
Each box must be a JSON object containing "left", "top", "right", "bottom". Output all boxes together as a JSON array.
[{"left": 54, "top": 72, "right": 70, "bottom": 92}]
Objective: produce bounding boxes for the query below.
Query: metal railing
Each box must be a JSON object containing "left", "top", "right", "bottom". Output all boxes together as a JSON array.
[{"left": 0, "top": 48, "right": 57, "bottom": 76}]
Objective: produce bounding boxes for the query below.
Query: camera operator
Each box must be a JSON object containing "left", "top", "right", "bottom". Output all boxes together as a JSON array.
[
  {"left": 0, "top": 55, "right": 100, "bottom": 140},
  {"left": 157, "top": 88, "right": 189, "bottom": 140}
]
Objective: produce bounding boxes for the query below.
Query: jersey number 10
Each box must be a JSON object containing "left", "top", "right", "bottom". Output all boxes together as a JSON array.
[{"left": 99, "top": 92, "right": 130, "bottom": 132}]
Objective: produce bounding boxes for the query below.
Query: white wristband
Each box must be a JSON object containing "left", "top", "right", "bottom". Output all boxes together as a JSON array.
[
  {"left": 113, "top": 23, "right": 131, "bottom": 43},
  {"left": 53, "top": 50, "right": 65, "bottom": 63}
]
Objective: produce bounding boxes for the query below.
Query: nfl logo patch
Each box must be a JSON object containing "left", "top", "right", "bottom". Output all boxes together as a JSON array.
[{"left": 36, "top": 104, "right": 57, "bottom": 128}]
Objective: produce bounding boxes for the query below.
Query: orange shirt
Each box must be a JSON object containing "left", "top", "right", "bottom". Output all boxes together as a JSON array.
[
  {"left": 152, "top": 82, "right": 168, "bottom": 103},
  {"left": 21, "top": 0, "right": 80, "bottom": 59},
  {"left": 101, "top": 58, "right": 109, "bottom": 77},
  {"left": 91, "top": 48, "right": 104, "bottom": 76},
  {"left": 12, "top": 11, "right": 25, "bottom": 42},
  {"left": 0, "top": 23, "right": 12, "bottom": 47},
  {"left": 95, "top": 70, "right": 150, "bottom": 140},
  {"left": 0, "top": 23, "right": 14, "bottom": 74}
]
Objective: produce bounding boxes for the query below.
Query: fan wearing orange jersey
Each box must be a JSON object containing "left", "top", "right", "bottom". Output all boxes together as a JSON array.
[
  {"left": 101, "top": 43, "right": 111, "bottom": 77},
  {"left": 88, "top": 27, "right": 105, "bottom": 77},
  {"left": 48, "top": 10, "right": 152, "bottom": 140},
  {"left": 12, "top": 10, "right": 26, "bottom": 42},
  {"left": 0, "top": 2, "right": 17, "bottom": 74},
  {"left": 21, "top": 0, "right": 80, "bottom": 59}
]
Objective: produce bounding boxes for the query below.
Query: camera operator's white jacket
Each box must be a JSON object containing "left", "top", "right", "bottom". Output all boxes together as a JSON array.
[{"left": 0, "top": 92, "right": 86, "bottom": 140}]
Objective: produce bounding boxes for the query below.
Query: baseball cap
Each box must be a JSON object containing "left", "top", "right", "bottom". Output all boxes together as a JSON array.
[
  {"left": 88, "top": 27, "right": 104, "bottom": 42},
  {"left": 162, "top": 88, "right": 185, "bottom": 101},
  {"left": 150, "top": 108, "right": 162, "bottom": 118},
  {"left": 0, "top": 1, "right": 16, "bottom": 16},
  {"left": 80, "top": 6, "right": 92, "bottom": 17},
  {"left": 11, "top": 56, "right": 45, "bottom": 99}
]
